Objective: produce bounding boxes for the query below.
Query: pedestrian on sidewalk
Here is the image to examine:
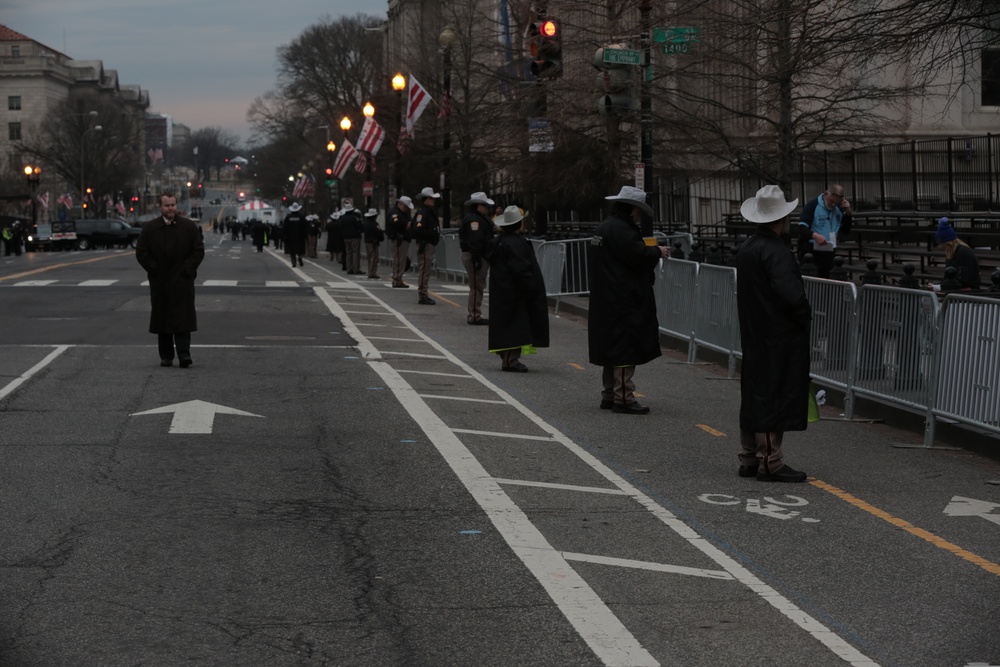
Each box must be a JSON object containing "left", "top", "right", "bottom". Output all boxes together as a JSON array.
[
  {"left": 282, "top": 203, "right": 308, "bottom": 268},
  {"left": 587, "top": 186, "right": 669, "bottom": 414},
  {"left": 486, "top": 206, "right": 548, "bottom": 372},
  {"left": 412, "top": 186, "right": 442, "bottom": 304},
  {"left": 135, "top": 191, "right": 205, "bottom": 368},
  {"left": 460, "top": 191, "right": 495, "bottom": 324},
  {"left": 363, "top": 208, "right": 384, "bottom": 279},
  {"left": 340, "top": 206, "right": 364, "bottom": 274},
  {"left": 736, "top": 185, "right": 811, "bottom": 483},
  {"left": 387, "top": 196, "right": 414, "bottom": 288}
]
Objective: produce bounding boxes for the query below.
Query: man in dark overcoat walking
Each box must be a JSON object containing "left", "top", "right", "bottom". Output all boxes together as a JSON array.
[
  {"left": 735, "top": 185, "right": 812, "bottom": 483},
  {"left": 588, "top": 186, "right": 669, "bottom": 414},
  {"left": 282, "top": 202, "right": 308, "bottom": 268},
  {"left": 135, "top": 192, "right": 205, "bottom": 368},
  {"left": 486, "top": 206, "right": 548, "bottom": 372}
]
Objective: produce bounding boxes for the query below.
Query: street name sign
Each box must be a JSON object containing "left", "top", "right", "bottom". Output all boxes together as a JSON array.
[{"left": 603, "top": 48, "right": 641, "bottom": 66}]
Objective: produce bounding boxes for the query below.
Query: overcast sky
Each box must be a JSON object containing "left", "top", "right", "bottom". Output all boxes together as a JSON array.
[{"left": 2, "top": 0, "right": 381, "bottom": 144}]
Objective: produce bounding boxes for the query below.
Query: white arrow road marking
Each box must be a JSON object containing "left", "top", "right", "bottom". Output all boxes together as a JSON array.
[
  {"left": 944, "top": 496, "right": 1000, "bottom": 526},
  {"left": 131, "top": 400, "right": 264, "bottom": 434}
]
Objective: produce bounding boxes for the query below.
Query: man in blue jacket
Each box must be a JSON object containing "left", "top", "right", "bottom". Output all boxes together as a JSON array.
[{"left": 797, "top": 183, "right": 852, "bottom": 278}]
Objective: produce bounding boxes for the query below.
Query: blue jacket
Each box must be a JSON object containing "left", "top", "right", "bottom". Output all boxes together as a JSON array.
[{"left": 798, "top": 195, "right": 852, "bottom": 249}]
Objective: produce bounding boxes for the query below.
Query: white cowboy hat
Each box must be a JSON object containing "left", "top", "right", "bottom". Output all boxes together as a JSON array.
[
  {"left": 605, "top": 185, "right": 653, "bottom": 216},
  {"left": 288, "top": 203, "right": 302, "bottom": 212},
  {"left": 740, "top": 185, "right": 798, "bottom": 224},
  {"left": 329, "top": 211, "right": 341, "bottom": 220},
  {"left": 397, "top": 195, "right": 415, "bottom": 210},
  {"left": 417, "top": 186, "right": 441, "bottom": 200},
  {"left": 495, "top": 205, "right": 525, "bottom": 228},
  {"left": 465, "top": 191, "right": 495, "bottom": 207},
  {"left": 364, "top": 208, "right": 378, "bottom": 218}
]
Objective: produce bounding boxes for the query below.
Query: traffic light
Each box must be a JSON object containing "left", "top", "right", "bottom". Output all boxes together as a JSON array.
[
  {"left": 528, "top": 18, "right": 562, "bottom": 79},
  {"left": 594, "top": 46, "right": 637, "bottom": 116},
  {"left": 324, "top": 167, "right": 334, "bottom": 187}
]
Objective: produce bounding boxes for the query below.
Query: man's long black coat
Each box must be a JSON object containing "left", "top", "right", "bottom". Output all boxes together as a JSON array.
[
  {"left": 735, "top": 227, "right": 812, "bottom": 432},
  {"left": 135, "top": 216, "right": 205, "bottom": 334},
  {"left": 486, "top": 232, "right": 549, "bottom": 351},
  {"left": 587, "top": 214, "right": 662, "bottom": 367}
]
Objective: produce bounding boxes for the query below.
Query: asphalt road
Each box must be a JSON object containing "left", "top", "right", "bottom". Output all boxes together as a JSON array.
[{"left": 1, "top": 232, "right": 998, "bottom": 667}]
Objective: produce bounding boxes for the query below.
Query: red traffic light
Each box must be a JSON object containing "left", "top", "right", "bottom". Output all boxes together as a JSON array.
[
  {"left": 325, "top": 168, "right": 333, "bottom": 176},
  {"left": 540, "top": 20, "right": 557, "bottom": 37}
]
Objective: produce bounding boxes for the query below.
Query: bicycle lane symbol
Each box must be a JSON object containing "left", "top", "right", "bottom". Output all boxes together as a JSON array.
[{"left": 698, "top": 494, "right": 820, "bottom": 523}]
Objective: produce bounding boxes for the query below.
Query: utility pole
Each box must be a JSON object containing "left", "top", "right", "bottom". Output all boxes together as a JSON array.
[{"left": 639, "top": 0, "right": 654, "bottom": 238}]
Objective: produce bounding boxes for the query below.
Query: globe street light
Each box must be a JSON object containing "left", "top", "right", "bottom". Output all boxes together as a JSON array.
[
  {"left": 80, "top": 124, "right": 102, "bottom": 218},
  {"left": 326, "top": 140, "right": 338, "bottom": 214},
  {"left": 438, "top": 26, "right": 456, "bottom": 228},
  {"left": 24, "top": 165, "right": 41, "bottom": 225}
]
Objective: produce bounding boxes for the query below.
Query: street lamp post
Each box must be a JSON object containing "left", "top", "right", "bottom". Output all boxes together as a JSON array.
[
  {"left": 439, "top": 26, "right": 456, "bottom": 228},
  {"left": 363, "top": 102, "right": 375, "bottom": 209},
  {"left": 24, "top": 165, "right": 41, "bottom": 225},
  {"left": 326, "top": 139, "right": 337, "bottom": 216},
  {"left": 340, "top": 115, "right": 352, "bottom": 208},
  {"left": 392, "top": 73, "right": 406, "bottom": 203},
  {"left": 80, "top": 124, "right": 102, "bottom": 219}
]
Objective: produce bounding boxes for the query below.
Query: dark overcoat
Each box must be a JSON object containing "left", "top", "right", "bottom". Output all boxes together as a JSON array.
[
  {"left": 340, "top": 210, "right": 364, "bottom": 240},
  {"left": 283, "top": 213, "right": 308, "bottom": 255},
  {"left": 135, "top": 216, "right": 205, "bottom": 334},
  {"left": 587, "top": 213, "right": 662, "bottom": 367},
  {"left": 486, "top": 232, "right": 549, "bottom": 351},
  {"left": 325, "top": 219, "right": 343, "bottom": 253},
  {"left": 735, "top": 227, "right": 812, "bottom": 432}
]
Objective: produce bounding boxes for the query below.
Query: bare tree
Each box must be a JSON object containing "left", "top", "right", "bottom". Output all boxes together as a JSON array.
[{"left": 176, "top": 127, "right": 241, "bottom": 182}]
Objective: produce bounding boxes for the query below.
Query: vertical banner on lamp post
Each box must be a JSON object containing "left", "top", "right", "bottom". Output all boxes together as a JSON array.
[
  {"left": 635, "top": 162, "right": 645, "bottom": 190},
  {"left": 363, "top": 181, "right": 374, "bottom": 197}
]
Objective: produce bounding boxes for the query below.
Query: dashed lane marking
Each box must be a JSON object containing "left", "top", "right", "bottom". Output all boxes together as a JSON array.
[
  {"left": 568, "top": 362, "right": 585, "bottom": 370},
  {"left": 697, "top": 424, "right": 727, "bottom": 437},
  {"left": 811, "top": 478, "right": 1000, "bottom": 578}
]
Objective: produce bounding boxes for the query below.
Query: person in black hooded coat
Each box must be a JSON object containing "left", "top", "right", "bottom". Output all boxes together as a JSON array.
[
  {"left": 735, "top": 184, "right": 811, "bottom": 483},
  {"left": 486, "top": 206, "right": 548, "bottom": 372},
  {"left": 587, "top": 186, "right": 669, "bottom": 414}
]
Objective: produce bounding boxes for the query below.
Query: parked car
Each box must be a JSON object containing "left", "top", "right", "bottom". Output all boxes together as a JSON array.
[{"left": 73, "top": 219, "right": 141, "bottom": 250}]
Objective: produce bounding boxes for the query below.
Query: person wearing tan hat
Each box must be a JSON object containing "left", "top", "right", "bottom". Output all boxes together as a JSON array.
[
  {"left": 387, "top": 196, "right": 414, "bottom": 287},
  {"left": 486, "top": 206, "right": 549, "bottom": 372},
  {"left": 412, "top": 186, "right": 442, "bottom": 304},
  {"left": 459, "top": 191, "right": 496, "bottom": 324},
  {"left": 588, "top": 186, "right": 669, "bottom": 414},
  {"left": 736, "top": 184, "right": 811, "bottom": 483}
]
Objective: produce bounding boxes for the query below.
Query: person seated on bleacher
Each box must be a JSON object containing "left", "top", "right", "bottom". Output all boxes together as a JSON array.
[
  {"left": 797, "top": 184, "right": 853, "bottom": 279},
  {"left": 928, "top": 217, "right": 980, "bottom": 292}
]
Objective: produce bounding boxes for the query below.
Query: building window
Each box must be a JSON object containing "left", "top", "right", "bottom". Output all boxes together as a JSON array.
[
  {"left": 9, "top": 123, "right": 22, "bottom": 141},
  {"left": 11, "top": 45, "right": 20, "bottom": 57},
  {"left": 983, "top": 49, "right": 1000, "bottom": 107},
  {"left": 8, "top": 96, "right": 21, "bottom": 111}
]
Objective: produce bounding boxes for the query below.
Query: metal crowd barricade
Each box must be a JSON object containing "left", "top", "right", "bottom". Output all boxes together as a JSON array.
[
  {"left": 803, "top": 277, "right": 860, "bottom": 418},
  {"left": 691, "top": 264, "right": 741, "bottom": 377},
  {"left": 434, "top": 231, "right": 464, "bottom": 281},
  {"left": 535, "top": 241, "right": 567, "bottom": 298},
  {"left": 930, "top": 294, "right": 1000, "bottom": 440},
  {"left": 655, "top": 259, "right": 700, "bottom": 363}
]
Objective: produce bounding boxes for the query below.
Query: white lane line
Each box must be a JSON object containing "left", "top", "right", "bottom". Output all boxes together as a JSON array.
[
  {"left": 396, "top": 369, "right": 472, "bottom": 378},
  {"left": 14, "top": 280, "right": 58, "bottom": 286},
  {"left": 203, "top": 280, "right": 238, "bottom": 286},
  {"left": 369, "top": 360, "right": 659, "bottom": 667},
  {"left": 312, "top": 287, "right": 380, "bottom": 359},
  {"left": 265, "top": 280, "right": 300, "bottom": 287},
  {"left": 418, "top": 394, "right": 507, "bottom": 404},
  {"left": 381, "top": 351, "right": 447, "bottom": 359},
  {"left": 495, "top": 478, "right": 627, "bottom": 494},
  {"left": 0, "top": 345, "right": 71, "bottom": 402},
  {"left": 343, "top": 286, "right": 881, "bottom": 667},
  {"left": 326, "top": 282, "right": 363, "bottom": 289},
  {"left": 77, "top": 279, "right": 117, "bottom": 286},
  {"left": 562, "top": 552, "right": 734, "bottom": 580},
  {"left": 342, "top": 310, "right": 396, "bottom": 316},
  {"left": 365, "top": 336, "right": 426, "bottom": 343},
  {"left": 454, "top": 428, "right": 556, "bottom": 442}
]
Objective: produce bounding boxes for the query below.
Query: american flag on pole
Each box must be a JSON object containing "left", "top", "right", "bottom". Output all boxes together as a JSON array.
[
  {"left": 405, "top": 75, "right": 432, "bottom": 135},
  {"left": 37, "top": 192, "right": 50, "bottom": 210},
  {"left": 356, "top": 116, "right": 385, "bottom": 156},
  {"left": 116, "top": 200, "right": 127, "bottom": 216},
  {"left": 354, "top": 152, "right": 368, "bottom": 174},
  {"left": 332, "top": 140, "right": 359, "bottom": 179},
  {"left": 104, "top": 194, "right": 115, "bottom": 210},
  {"left": 57, "top": 193, "right": 73, "bottom": 209},
  {"left": 147, "top": 147, "right": 163, "bottom": 165}
]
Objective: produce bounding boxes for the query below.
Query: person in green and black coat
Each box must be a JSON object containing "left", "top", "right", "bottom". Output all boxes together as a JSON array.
[
  {"left": 486, "top": 206, "right": 548, "bottom": 372},
  {"left": 412, "top": 186, "right": 442, "bottom": 304}
]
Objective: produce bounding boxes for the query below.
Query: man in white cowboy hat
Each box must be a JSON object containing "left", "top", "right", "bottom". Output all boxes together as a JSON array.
[
  {"left": 736, "top": 184, "right": 811, "bottom": 483},
  {"left": 412, "top": 186, "right": 442, "bottom": 304},
  {"left": 362, "top": 208, "right": 384, "bottom": 279},
  {"left": 282, "top": 202, "right": 308, "bottom": 268},
  {"left": 588, "top": 185, "right": 670, "bottom": 415},
  {"left": 459, "top": 191, "right": 496, "bottom": 324},
  {"left": 387, "top": 196, "right": 414, "bottom": 287},
  {"left": 340, "top": 205, "right": 364, "bottom": 274}
]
